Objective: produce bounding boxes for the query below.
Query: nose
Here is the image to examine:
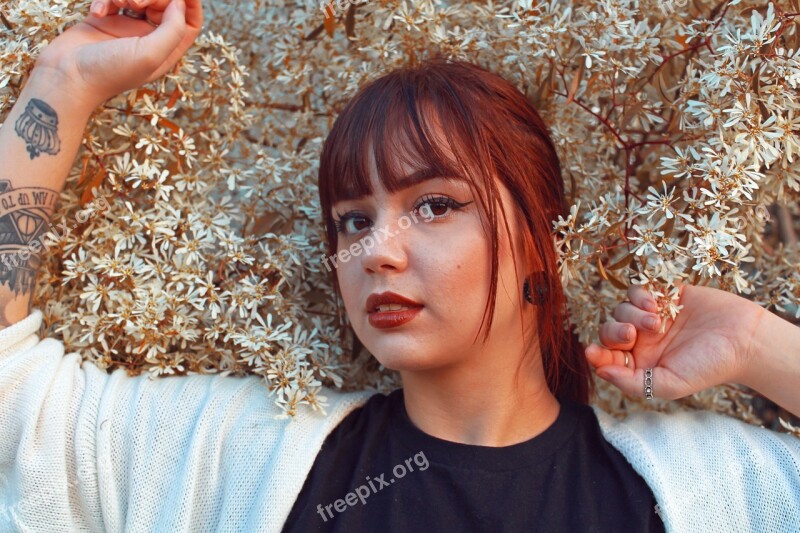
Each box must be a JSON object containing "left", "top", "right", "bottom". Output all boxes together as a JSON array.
[{"left": 358, "top": 212, "right": 410, "bottom": 274}]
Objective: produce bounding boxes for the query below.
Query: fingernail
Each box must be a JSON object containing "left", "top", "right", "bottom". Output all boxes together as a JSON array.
[
  {"left": 645, "top": 316, "right": 659, "bottom": 330},
  {"left": 91, "top": 1, "right": 103, "bottom": 15},
  {"left": 623, "top": 326, "right": 633, "bottom": 341}
]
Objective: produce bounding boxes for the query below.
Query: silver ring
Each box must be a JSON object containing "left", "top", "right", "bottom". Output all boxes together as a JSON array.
[
  {"left": 623, "top": 351, "right": 630, "bottom": 368},
  {"left": 120, "top": 7, "right": 159, "bottom": 26},
  {"left": 644, "top": 368, "right": 654, "bottom": 400},
  {"left": 120, "top": 7, "right": 148, "bottom": 19}
]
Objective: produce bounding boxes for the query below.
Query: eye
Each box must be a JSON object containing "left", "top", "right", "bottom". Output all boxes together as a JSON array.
[
  {"left": 333, "top": 210, "right": 371, "bottom": 236},
  {"left": 413, "top": 194, "right": 472, "bottom": 220}
]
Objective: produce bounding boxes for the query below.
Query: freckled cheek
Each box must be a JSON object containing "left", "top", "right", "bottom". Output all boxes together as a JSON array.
[
  {"left": 416, "top": 236, "right": 490, "bottom": 312},
  {"left": 336, "top": 260, "right": 363, "bottom": 319}
]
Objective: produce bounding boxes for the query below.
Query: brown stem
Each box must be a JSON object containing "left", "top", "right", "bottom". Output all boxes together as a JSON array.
[
  {"left": 0, "top": 10, "right": 13, "bottom": 30},
  {"left": 777, "top": 205, "right": 798, "bottom": 247}
]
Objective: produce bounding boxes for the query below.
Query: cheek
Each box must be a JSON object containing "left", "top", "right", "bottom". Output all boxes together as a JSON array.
[
  {"left": 336, "top": 259, "right": 362, "bottom": 317},
  {"left": 417, "top": 229, "right": 492, "bottom": 312}
]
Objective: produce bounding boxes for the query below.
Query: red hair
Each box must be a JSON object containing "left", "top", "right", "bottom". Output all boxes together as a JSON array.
[{"left": 317, "top": 58, "right": 594, "bottom": 404}]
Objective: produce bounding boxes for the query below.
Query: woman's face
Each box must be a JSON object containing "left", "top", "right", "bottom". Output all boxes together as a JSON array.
[{"left": 331, "top": 147, "right": 533, "bottom": 374}]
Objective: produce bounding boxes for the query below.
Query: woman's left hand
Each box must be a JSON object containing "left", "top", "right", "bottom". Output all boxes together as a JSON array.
[{"left": 584, "top": 281, "right": 764, "bottom": 400}]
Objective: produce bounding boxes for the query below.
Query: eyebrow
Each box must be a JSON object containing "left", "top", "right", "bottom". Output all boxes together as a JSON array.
[{"left": 340, "top": 170, "right": 469, "bottom": 202}]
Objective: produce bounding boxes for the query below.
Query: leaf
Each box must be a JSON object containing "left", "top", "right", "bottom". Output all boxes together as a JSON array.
[
  {"left": 158, "top": 118, "right": 181, "bottom": 134},
  {"left": 166, "top": 86, "right": 183, "bottom": 109},
  {"left": 304, "top": 23, "right": 325, "bottom": 41},
  {"left": 345, "top": 4, "right": 357, "bottom": 40},
  {"left": 660, "top": 214, "right": 676, "bottom": 239},
  {"left": 607, "top": 252, "right": 634, "bottom": 270},
  {"left": 597, "top": 257, "right": 629, "bottom": 290},
  {"left": 597, "top": 256, "right": 608, "bottom": 280},
  {"left": 249, "top": 211, "right": 283, "bottom": 236},
  {"left": 80, "top": 167, "right": 107, "bottom": 206},
  {"left": 620, "top": 100, "right": 644, "bottom": 131},
  {"left": 606, "top": 272, "right": 629, "bottom": 291},
  {"left": 78, "top": 155, "right": 91, "bottom": 186},
  {"left": 566, "top": 62, "right": 585, "bottom": 105},
  {"left": 656, "top": 69, "right": 674, "bottom": 105},
  {"left": 134, "top": 88, "right": 158, "bottom": 101},
  {"left": 324, "top": 5, "right": 336, "bottom": 38},
  {"left": 605, "top": 218, "right": 627, "bottom": 239},
  {"left": 585, "top": 69, "right": 602, "bottom": 93}
]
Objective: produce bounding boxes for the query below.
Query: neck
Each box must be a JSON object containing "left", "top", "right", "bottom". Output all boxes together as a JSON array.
[{"left": 399, "top": 357, "right": 560, "bottom": 447}]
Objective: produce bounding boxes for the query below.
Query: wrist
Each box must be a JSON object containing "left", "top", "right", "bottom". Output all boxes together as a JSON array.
[
  {"left": 27, "top": 64, "right": 104, "bottom": 117},
  {"left": 736, "top": 304, "right": 800, "bottom": 411}
]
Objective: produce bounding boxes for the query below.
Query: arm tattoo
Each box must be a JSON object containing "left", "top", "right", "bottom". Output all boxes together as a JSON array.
[
  {"left": 0, "top": 181, "right": 58, "bottom": 301},
  {"left": 14, "top": 98, "right": 61, "bottom": 159}
]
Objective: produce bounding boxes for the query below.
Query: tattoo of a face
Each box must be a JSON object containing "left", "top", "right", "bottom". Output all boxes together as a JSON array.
[
  {"left": 15, "top": 98, "right": 61, "bottom": 159},
  {"left": 0, "top": 181, "right": 58, "bottom": 298}
]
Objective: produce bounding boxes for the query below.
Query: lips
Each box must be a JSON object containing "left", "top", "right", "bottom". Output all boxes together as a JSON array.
[
  {"left": 366, "top": 292, "right": 423, "bottom": 314},
  {"left": 366, "top": 292, "right": 423, "bottom": 329}
]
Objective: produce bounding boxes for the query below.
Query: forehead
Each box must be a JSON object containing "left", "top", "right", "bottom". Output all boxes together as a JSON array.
[
  {"left": 335, "top": 130, "right": 473, "bottom": 202},
  {"left": 338, "top": 170, "right": 472, "bottom": 203}
]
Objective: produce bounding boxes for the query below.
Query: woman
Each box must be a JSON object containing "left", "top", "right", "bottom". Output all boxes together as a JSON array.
[{"left": 0, "top": 1, "right": 797, "bottom": 531}]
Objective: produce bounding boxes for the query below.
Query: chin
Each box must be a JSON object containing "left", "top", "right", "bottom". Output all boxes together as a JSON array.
[{"left": 367, "top": 344, "right": 454, "bottom": 373}]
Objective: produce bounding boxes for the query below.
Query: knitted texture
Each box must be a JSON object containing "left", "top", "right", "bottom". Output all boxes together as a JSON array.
[
  {"left": 1, "top": 309, "right": 798, "bottom": 531},
  {"left": 0, "top": 309, "right": 374, "bottom": 532},
  {"left": 593, "top": 406, "right": 800, "bottom": 531}
]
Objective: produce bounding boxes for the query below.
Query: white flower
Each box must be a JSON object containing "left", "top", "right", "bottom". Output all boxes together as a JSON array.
[{"left": 629, "top": 216, "right": 666, "bottom": 257}]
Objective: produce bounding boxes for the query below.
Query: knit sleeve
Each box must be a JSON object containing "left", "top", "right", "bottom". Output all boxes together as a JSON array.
[
  {"left": 594, "top": 405, "right": 800, "bottom": 532},
  {"left": 0, "top": 308, "right": 376, "bottom": 532}
]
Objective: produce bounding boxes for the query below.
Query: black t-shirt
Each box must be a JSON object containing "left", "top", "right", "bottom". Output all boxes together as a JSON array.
[{"left": 282, "top": 388, "right": 666, "bottom": 532}]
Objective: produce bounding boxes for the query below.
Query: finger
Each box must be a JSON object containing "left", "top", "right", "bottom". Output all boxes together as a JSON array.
[
  {"left": 139, "top": 0, "right": 188, "bottom": 79},
  {"left": 613, "top": 301, "right": 661, "bottom": 333},
  {"left": 91, "top": 0, "right": 115, "bottom": 17},
  {"left": 628, "top": 284, "right": 659, "bottom": 312},
  {"left": 142, "top": 0, "right": 171, "bottom": 25},
  {"left": 103, "top": 0, "right": 123, "bottom": 16},
  {"left": 584, "top": 343, "right": 630, "bottom": 370},
  {"left": 90, "top": 1, "right": 104, "bottom": 16},
  {"left": 598, "top": 320, "right": 637, "bottom": 349},
  {"left": 145, "top": 6, "right": 164, "bottom": 25},
  {"left": 184, "top": 0, "right": 203, "bottom": 31},
  {"left": 146, "top": 0, "right": 202, "bottom": 40},
  {"left": 594, "top": 365, "right": 686, "bottom": 401}
]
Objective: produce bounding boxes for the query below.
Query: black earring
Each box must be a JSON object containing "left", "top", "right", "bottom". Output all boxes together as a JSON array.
[{"left": 523, "top": 272, "right": 548, "bottom": 305}]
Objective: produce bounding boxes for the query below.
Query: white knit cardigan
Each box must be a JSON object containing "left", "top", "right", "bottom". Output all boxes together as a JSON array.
[{"left": 1, "top": 310, "right": 798, "bottom": 532}]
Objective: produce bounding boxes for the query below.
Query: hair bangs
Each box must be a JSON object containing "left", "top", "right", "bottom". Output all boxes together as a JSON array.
[{"left": 320, "top": 77, "right": 469, "bottom": 210}]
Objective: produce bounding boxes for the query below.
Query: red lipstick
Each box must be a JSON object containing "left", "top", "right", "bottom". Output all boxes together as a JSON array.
[{"left": 366, "top": 292, "right": 423, "bottom": 329}]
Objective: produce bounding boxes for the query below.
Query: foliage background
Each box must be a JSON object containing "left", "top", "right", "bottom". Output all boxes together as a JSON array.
[{"left": 0, "top": 0, "right": 798, "bottom": 434}]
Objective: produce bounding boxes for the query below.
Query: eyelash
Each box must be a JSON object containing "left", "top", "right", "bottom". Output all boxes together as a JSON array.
[{"left": 333, "top": 195, "right": 472, "bottom": 236}]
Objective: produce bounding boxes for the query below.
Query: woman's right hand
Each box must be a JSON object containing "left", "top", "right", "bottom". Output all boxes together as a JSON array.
[{"left": 33, "top": 0, "right": 203, "bottom": 110}]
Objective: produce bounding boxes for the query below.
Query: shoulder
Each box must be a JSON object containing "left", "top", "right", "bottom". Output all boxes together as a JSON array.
[
  {"left": 591, "top": 405, "right": 800, "bottom": 531},
  {"left": 95, "top": 377, "right": 382, "bottom": 529}
]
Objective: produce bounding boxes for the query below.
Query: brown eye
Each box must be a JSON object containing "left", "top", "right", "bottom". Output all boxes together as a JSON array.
[
  {"left": 414, "top": 195, "right": 473, "bottom": 221},
  {"left": 428, "top": 201, "right": 450, "bottom": 216},
  {"left": 334, "top": 212, "right": 371, "bottom": 235}
]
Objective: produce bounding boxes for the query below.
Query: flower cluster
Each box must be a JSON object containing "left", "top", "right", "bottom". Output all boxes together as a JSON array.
[{"left": 1, "top": 0, "right": 797, "bottom": 433}]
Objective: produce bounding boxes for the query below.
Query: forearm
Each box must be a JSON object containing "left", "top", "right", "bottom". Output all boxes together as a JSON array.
[
  {"left": 738, "top": 306, "right": 800, "bottom": 418},
  {"left": 0, "top": 66, "right": 95, "bottom": 327}
]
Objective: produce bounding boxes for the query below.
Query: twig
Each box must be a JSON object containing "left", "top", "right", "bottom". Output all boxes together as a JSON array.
[
  {"left": 0, "top": 10, "right": 13, "bottom": 30},
  {"left": 777, "top": 205, "right": 798, "bottom": 247}
]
